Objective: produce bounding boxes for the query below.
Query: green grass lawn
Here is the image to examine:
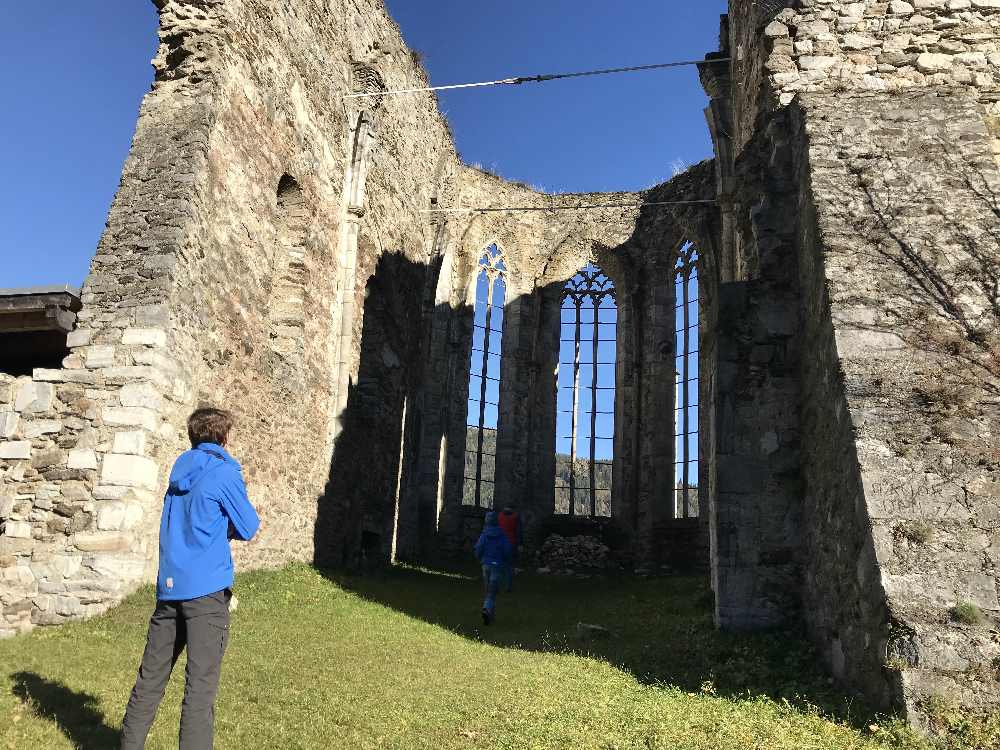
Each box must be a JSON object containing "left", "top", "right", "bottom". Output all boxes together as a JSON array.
[{"left": 0, "top": 563, "right": 964, "bottom": 749}]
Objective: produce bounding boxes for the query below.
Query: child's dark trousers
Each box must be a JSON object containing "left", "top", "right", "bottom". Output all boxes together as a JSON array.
[{"left": 120, "top": 589, "right": 230, "bottom": 750}]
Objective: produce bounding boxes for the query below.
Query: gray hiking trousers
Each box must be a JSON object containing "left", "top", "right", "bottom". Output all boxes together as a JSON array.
[{"left": 120, "top": 589, "right": 231, "bottom": 750}]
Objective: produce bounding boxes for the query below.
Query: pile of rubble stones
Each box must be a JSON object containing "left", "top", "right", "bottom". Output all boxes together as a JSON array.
[{"left": 537, "top": 534, "right": 611, "bottom": 576}]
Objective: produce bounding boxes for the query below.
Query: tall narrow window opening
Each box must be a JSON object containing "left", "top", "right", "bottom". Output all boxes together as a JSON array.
[
  {"left": 554, "top": 263, "right": 617, "bottom": 517},
  {"left": 463, "top": 244, "right": 507, "bottom": 508},
  {"left": 269, "top": 175, "right": 309, "bottom": 369},
  {"left": 674, "top": 243, "right": 699, "bottom": 518}
]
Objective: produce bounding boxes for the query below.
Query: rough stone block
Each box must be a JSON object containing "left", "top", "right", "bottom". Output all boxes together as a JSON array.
[
  {"left": 30, "top": 369, "right": 66, "bottom": 383},
  {"left": 112, "top": 431, "right": 147, "bottom": 456},
  {"left": 67, "top": 449, "right": 98, "bottom": 470},
  {"left": 14, "top": 382, "right": 55, "bottom": 413},
  {"left": 119, "top": 382, "right": 163, "bottom": 410},
  {"left": 102, "top": 407, "right": 158, "bottom": 431},
  {"left": 49, "top": 555, "right": 82, "bottom": 578},
  {"left": 101, "top": 367, "right": 170, "bottom": 388},
  {"left": 92, "top": 485, "right": 129, "bottom": 501},
  {"left": 0, "top": 412, "right": 19, "bottom": 439},
  {"left": 916, "top": 52, "right": 953, "bottom": 72},
  {"left": 121, "top": 328, "right": 167, "bottom": 348},
  {"left": 100, "top": 453, "right": 159, "bottom": 490},
  {"left": 65, "top": 329, "right": 92, "bottom": 348},
  {"left": 22, "top": 420, "right": 62, "bottom": 439},
  {"left": 54, "top": 596, "right": 83, "bottom": 617},
  {"left": 32, "top": 449, "right": 64, "bottom": 469},
  {"left": 85, "top": 346, "right": 116, "bottom": 369},
  {"left": 834, "top": 328, "right": 906, "bottom": 359},
  {"left": 72, "top": 533, "right": 130, "bottom": 553},
  {"left": 0, "top": 441, "right": 31, "bottom": 460},
  {"left": 3, "top": 521, "right": 32, "bottom": 539},
  {"left": 85, "top": 555, "right": 146, "bottom": 580},
  {"left": 0, "top": 537, "right": 33, "bottom": 555},
  {"left": 61, "top": 353, "right": 84, "bottom": 369},
  {"left": 0, "top": 497, "right": 13, "bottom": 519},
  {"left": 96, "top": 501, "right": 128, "bottom": 531},
  {"left": 33, "top": 369, "right": 99, "bottom": 385}
]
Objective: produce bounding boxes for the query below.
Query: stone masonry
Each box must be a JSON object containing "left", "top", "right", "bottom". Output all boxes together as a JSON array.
[
  {"left": 706, "top": 0, "right": 1000, "bottom": 721},
  {"left": 1, "top": 0, "right": 997, "bottom": 727}
]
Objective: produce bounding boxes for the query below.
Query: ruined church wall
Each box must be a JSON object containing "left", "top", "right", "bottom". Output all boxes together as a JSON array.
[
  {"left": 174, "top": 0, "right": 458, "bottom": 571},
  {"left": 0, "top": 0, "right": 227, "bottom": 636},
  {"left": 1, "top": 0, "right": 463, "bottom": 634},
  {"left": 428, "top": 166, "right": 719, "bottom": 561},
  {"left": 430, "top": 170, "right": 644, "bottom": 553},
  {"left": 713, "top": 0, "right": 1000, "bottom": 717},
  {"left": 728, "top": 0, "right": 1000, "bottom": 156},
  {"left": 796, "top": 88, "right": 1000, "bottom": 713}
]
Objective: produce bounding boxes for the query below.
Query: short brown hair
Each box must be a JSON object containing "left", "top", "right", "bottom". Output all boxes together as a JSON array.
[{"left": 187, "top": 407, "right": 234, "bottom": 447}]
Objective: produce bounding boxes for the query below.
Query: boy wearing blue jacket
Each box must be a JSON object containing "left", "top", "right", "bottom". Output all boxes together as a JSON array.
[
  {"left": 474, "top": 512, "right": 512, "bottom": 625},
  {"left": 121, "top": 407, "right": 260, "bottom": 750}
]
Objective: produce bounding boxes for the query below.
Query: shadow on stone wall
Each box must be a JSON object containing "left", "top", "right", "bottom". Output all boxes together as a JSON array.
[
  {"left": 313, "top": 251, "right": 444, "bottom": 570},
  {"left": 11, "top": 671, "right": 120, "bottom": 750}
]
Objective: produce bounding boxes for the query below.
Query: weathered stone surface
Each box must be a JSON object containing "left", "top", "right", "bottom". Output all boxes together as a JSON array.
[
  {"left": 65, "top": 329, "right": 92, "bottom": 348},
  {"left": 102, "top": 407, "right": 158, "bottom": 431},
  {"left": 84, "top": 346, "right": 115, "bottom": 369},
  {"left": 100, "top": 454, "right": 158, "bottom": 490},
  {"left": 67, "top": 449, "right": 98, "bottom": 470},
  {"left": 14, "top": 382, "right": 54, "bottom": 413},
  {"left": 0, "top": 412, "right": 19, "bottom": 439},
  {"left": 121, "top": 328, "right": 167, "bottom": 348},
  {"left": 3, "top": 521, "right": 32, "bottom": 539},
  {"left": 119, "top": 383, "right": 162, "bottom": 411},
  {"left": 71, "top": 533, "right": 130, "bottom": 553},
  {"left": 0, "top": 442, "right": 31, "bottom": 460},
  {"left": 1, "top": 0, "right": 995, "bottom": 731},
  {"left": 111, "top": 431, "right": 147, "bottom": 456},
  {"left": 22, "top": 419, "right": 62, "bottom": 439}
]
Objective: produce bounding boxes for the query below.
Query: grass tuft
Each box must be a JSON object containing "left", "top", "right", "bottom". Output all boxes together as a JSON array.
[{"left": 950, "top": 601, "right": 986, "bottom": 626}]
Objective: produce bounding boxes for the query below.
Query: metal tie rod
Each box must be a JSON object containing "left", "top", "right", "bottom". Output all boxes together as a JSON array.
[{"left": 344, "top": 57, "right": 731, "bottom": 100}]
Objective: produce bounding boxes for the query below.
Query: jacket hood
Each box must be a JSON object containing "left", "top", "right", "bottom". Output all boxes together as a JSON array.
[
  {"left": 484, "top": 511, "right": 499, "bottom": 527},
  {"left": 168, "top": 443, "right": 238, "bottom": 493}
]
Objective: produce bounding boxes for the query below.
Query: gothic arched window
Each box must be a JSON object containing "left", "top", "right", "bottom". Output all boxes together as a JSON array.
[
  {"left": 674, "top": 243, "right": 699, "bottom": 518},
  {"left": 463, "top": 244, "right": 508, "bottom": 508},
  {"left": 554, "top": 263, "right": 617, "bottom": 517}
]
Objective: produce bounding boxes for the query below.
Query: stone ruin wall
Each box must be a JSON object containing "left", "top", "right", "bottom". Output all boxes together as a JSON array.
[
  {"left": 0, "top": 0, "right": 461, "bottom": 636},
  {"left": 5, "top": 0, "right": 995, "bottom": 726},
  {"left": 0, "top": 0, "right": 713, "bottom": 635},
  {"left": 414, "top": 165, "right": 719, "bottom": 564},
  {"left": 730, "top": 0, "right": 1000, "bottom": 155},
  {"left": 715, "top": 0, "right": 1000, "bottom": 717}
]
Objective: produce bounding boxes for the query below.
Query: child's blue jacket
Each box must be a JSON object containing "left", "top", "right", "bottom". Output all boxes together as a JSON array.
[
  {"left": 156, "top": 443, "right": 260, "bottom": 601},
  {"left": 475, "top": 520, "right": 513, "bottom": 568}
]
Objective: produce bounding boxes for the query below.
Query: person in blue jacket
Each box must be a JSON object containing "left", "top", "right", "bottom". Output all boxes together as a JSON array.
[
  {"left": 121, "top": 407, "right": 260, "bottom": 750},
  {"left": 474, "top": 511, "right": 512, "bottom": 625}
]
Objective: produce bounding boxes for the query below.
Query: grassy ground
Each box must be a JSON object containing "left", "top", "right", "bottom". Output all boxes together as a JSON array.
[{"left": 0, "top": 563, "right": 965, "bottom": 749}]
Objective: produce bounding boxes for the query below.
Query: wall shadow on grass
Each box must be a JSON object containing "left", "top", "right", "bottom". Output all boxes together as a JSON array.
[
  {"left": 11, "top": 671, "right": 120, "bottom": 750},
  {"left": 320, "top": 563, "right": 882, "bottom": 729}
]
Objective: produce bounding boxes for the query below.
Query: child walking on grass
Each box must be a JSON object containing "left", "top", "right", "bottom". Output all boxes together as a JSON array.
[{"left": 474, "top": 511, "right": 512, "bottom": 625}]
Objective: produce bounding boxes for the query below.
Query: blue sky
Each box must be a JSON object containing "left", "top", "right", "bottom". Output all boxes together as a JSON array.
[{"left": 0, "top": 1, "right": 726, "bottom": 289}]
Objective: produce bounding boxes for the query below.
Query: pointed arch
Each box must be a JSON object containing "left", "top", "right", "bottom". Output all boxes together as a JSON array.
[
  {"left": 673, "top": 241, "right": 700, "bottom": 518},
  {"left": 554, "top": 262, "right": 617, "bottom": 517},
  {"left": 463, "top": 242, "right": 509, "bottom": 507}
]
